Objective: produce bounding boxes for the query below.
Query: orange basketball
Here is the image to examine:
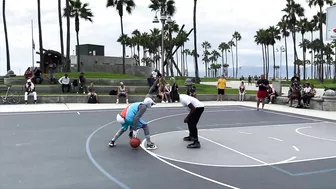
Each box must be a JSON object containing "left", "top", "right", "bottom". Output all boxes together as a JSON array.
[{"left": 130, "top": 138, "right": 141, "bottom": 148}]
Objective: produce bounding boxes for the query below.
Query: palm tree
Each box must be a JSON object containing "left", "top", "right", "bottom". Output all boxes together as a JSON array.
[
  {"left": 267, "top": 26, "right": 281, "bottom": 80},
  {"left": 64, "top": 0, "right": 93, "bottom": 72},
  {"left": 277, "top": 17, "right": 290, "bottom": 80},
  {"left": 58, "top": 0, "right": 64, "bottom": 59},
  {"left": 298, "top": 18, "right": 309, "bottom": 79},
  {"left": 65, "top": 0, "right": 71, "bottom": 72},
  {"left": 201, "top": 41, "right": 211, "bottom": 77},
  {"left": 2, "top": 0, "right": 10, "bottom": 71},
  {"left": 218, "top": 42, "right": 230, "bottom": 75},
  {"left": 149, "top": 0, "right": 176, "bottom": 76},
  {"left": 232, "top": 31, "right": 241, "bottom": 78},
  {"left": 37, "top": 0, "right": 44, "bottom": 72},
  {"left": 282, "top": 0, "right": 305, "bottom": 75},
  {"left": 228, "top": 40, "right": 235, "bottom": 77},
  {"left": 193, "top": 0, "right": 200, "bottom": 83},
  {"left": 107, "top": 0, "right": 136, "bottom": 75},
  {"left": 307, "top": 0, "right": 333, "bottom": 82}
]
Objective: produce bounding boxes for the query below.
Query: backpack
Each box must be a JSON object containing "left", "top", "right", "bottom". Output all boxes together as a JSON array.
[{"left": 88, "top": 95, "right": 97, "bottom": 103}]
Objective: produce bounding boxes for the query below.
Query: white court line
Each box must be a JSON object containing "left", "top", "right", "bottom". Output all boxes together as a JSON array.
[
  {"left": 276, "top": 156, "right": 297, "bottom": 164},
  {"left": 87, "top": 110, "right": 241, "bottom": 189},
  {"left": 295, "top": 126, "right": 336, "bottom": 142},
  {"left": 238, "top": 131, "right": 252, "bottom": 135},
  {"left": 0, "top": 105, "right": 249, "bottom": 116},
  {"left": 77, "top": 112, "right": 80, "bottom": 115},
  {"left": 292, "top": 146, "right": 299, "bottom": 151},
  {"left": 268, "top": 137, "right": 283, "bottom": 142}
]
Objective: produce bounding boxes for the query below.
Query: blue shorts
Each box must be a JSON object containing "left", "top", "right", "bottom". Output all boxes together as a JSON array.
[{"left": 121, "top": 118, "right": 147, "bottom": 131}]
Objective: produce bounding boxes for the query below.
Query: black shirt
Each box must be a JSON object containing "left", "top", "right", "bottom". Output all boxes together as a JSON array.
[{"left": 257, "top": 79, "right": 269, "bottom": 91}]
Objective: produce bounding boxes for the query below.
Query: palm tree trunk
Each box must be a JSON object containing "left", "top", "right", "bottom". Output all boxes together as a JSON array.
[
  {"left": 284, "top": 36, "right": 289, "bottom": 80},
  {"left": 292, "top": 31, "right": 298, "bottom": 75},
  {"left": 272, "top": 45, "right": 276, "bottom": 80},
  {"left": 75, "top": 14, "right": 80, "bottom": 72},
  {"left": 319, "top": 6, "right": 324, "bottom": 82},
  {"left": 58, "top": 0, "right": 64, "bottom": 57},
  {"left": 261, "top": 45, "right": 265, "bottom": 74},
  {"left": 235, "top": 39, "right": 238, "bottom": 78},
  {"left": 193, "top": 0, "right": 199, "bottom": 82},
  {"left": 120, "top": 15, "right": 126, "bottom": 74},
  {"left": 3, "top": 0, "right": 10, "bottom": 71},
  {"left": 221, "top": 50, "right": 224, "bottom": 76},
  {"left": 37, "top": 0, "right": 44, "bottom": 72},
  {"left": 231, "top": 47, "right": 234, "bottom": 77},
  {"left": 65, "top": 0, "right": 70, "bottom": 72}
]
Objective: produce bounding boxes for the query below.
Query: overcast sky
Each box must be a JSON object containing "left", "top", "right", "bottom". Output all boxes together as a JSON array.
[{"left": 0, "top": 0, "right": 326, "bottom": 76}]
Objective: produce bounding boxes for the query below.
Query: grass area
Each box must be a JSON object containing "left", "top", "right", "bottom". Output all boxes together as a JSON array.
[{"left": 280, "top": 79, "right": 336, "bottom": 88}]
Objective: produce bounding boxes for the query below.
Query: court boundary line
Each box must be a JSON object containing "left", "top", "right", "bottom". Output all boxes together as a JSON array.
[
  {"left": 87, "top": 110, "right": 244, "bottom": 189},
  {"left": 295, "top": 126, "right": 336, "bottom": 142},
  {"left": 0, "top": 105, "right": 248, "bottom": 116}
]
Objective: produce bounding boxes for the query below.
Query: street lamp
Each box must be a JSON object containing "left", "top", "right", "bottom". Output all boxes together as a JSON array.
[
  {"left": 152, "top": 10, "right": 173, "bottom": 77},
  {"left": 276, "top": 45, "right": 285, "bottom": 81}
]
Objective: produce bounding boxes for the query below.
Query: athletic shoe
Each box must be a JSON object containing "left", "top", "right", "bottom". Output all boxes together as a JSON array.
[
  {"left": 187, "top": 141, "right": 201, "bottom": 149},
  {"left": 108, "top": 140, "right": 116, "bottom": 147},
  {"left": 146, "top": 143, "right": 158, "bottom": 150},
  {"left": 183, "top": 136, "right": 196, "bottom": 141}
]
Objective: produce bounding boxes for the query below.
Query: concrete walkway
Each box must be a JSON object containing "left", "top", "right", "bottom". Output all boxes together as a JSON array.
[
  {"left": 201, "top": 81, "right": 325, "bottom": 97},
  {"left": 0, "top": 101, "right": 334, "bottom": 121}
]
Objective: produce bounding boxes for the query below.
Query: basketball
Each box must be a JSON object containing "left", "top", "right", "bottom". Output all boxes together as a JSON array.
[{"left": 130, "top": 138, "right": 141, "bottom": 148}]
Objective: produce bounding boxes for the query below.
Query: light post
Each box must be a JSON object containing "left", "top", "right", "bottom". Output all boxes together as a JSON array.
[
  {"left": 153, "top": 10, "right": 173, "bottom": 77},
  {"left": 276, "top": 45, "right": 285, "bottom": 81}
]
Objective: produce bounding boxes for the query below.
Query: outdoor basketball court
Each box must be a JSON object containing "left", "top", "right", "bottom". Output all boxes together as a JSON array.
[{"left": 1, "top": 105, "right": 336, "bottom": 189}]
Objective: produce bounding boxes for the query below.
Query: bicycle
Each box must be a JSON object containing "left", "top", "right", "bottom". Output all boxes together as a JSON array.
[{"left": 0, "top": 85, "right": 21, "bottom": 104}]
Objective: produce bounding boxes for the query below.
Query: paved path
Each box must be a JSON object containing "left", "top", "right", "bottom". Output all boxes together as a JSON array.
[
  {"left": 201, "top": 81, "right": 325, "bottom": 97},
  {"left": 1, "top": 101, "right": 334, "bottom": 120}
]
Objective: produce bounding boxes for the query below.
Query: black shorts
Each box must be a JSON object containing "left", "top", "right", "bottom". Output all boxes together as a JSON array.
[
  {"left": 118, "top": 93, "right": 127, "bottom": 97},
  {"left": 218, "top": 89, "right": 225, "bottom": 95}
]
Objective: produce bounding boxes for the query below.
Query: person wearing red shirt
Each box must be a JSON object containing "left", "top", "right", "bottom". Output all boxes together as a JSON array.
[{"left": 256, "top": 74, "right": 269, "bottom": 111}]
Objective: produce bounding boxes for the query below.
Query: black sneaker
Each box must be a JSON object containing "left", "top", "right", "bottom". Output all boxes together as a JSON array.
[
  {"left": 187, "top": 141, "right": 201, "bottom": 149},
  {"left": 146, "top": 143, "right": 158, "bottom": 150},
  {"left": 183, "top": 136, "right": 195, "bottom": 141},
  {"left": 108, "top": 140, "right": 116, "bottom": 147}
]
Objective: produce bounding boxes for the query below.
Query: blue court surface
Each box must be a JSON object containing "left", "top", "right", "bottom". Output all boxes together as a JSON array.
[{"left": 1, "top": 105, "right": 336, "bottom": 189}]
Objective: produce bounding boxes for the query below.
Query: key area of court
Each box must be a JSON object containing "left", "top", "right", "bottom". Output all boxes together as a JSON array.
[{"left": 1, "top": 105, "right": 336, "bottom": 189}]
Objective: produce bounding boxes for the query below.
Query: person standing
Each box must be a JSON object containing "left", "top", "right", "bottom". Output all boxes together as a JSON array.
[
  {"left": 256, "top": 74, "right": 269, "bottom": 111},
  {"left": 179, "top": 94, "right": 204, "bottom": 149},
  {"left": 217, "top": 75, "right": 226, "bottom": 101}
]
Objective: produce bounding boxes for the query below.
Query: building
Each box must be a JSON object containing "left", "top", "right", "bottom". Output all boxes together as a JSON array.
[
  {"left": 70, "top": 44, "right": 151, "bottom": 77},
  {"left": 76, "top": 44, "right": 105, "bottom": 56}
]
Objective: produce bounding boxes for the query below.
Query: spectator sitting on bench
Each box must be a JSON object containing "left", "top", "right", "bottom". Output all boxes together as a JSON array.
[
  {"left": 159, "top": 83, "right": 170, "bottom": 103},
  {"left": 78, "top": 72, "right": 87, "bottom": 94},
  {"left": 267, "top": 86, "right": 278, "bottom": 104},
  {"left": 32, "top": 67, "right": 43, "bottom": 84},
  {"left": 24, "top": 79, "right": 37, "bottom": 104},
  {"left": 88, "top": 82, "right": 99, "bottom": 103},
  {"left": 116, "top": 82, "right": 128, "bottom": 104},
  {"left": 58, "top": 74, "right": 71, "bottom": 93},
  {"left": 187, "top": 84, "right": 196, "bottom": 97},
  {"left": 302, "top": 83, "right": 315, "bottom": 107}
]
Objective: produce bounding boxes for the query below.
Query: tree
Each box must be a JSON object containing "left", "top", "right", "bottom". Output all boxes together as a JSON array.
[
  {"left": 37, "top": 0, "right": 44, "bottom": 72},
  {"left": 64, "top": 0, "right": 94, "bottom": 72},
  {"left": 107, "top": 0, "right": 136, "bottom": 74},
  {"left": 232, "top": 31, "right": 241, "bottom": 78},
  {"left": 307, "top": 0, "right": 333, "bottom": 82},
  {"left": 277, "top": 17, "right": 290, "bottom": 80},
  {"left": 65, "top": 0, "right": 71, "bottom": 72},
  {"left": 193, "top": 0, "right": 200, "bottom": 83},
  {"left": 2, "top": 0, "right": 10, "bottom": 71}
]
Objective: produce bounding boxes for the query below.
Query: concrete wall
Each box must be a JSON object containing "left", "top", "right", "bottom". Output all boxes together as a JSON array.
[
  {"left": 70, "top": 55, "right": 151, "bottom": 77},
  {"left": 4, "top": 78, "right": 149, "bottom": 85},
  {"left": 23, "top": 94, "right": 258, "bottom": 104}
]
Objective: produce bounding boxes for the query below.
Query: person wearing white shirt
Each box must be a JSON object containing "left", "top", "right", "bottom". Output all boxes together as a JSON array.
[
  {"left": 58, "top": 74, "right": 71, "bottom": 93},
  {"left": 24, "top": 79, "right": 37, "bottom": 104},
  {"left": 179, "top": 94, "right": 204, "bottom": 149}
]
